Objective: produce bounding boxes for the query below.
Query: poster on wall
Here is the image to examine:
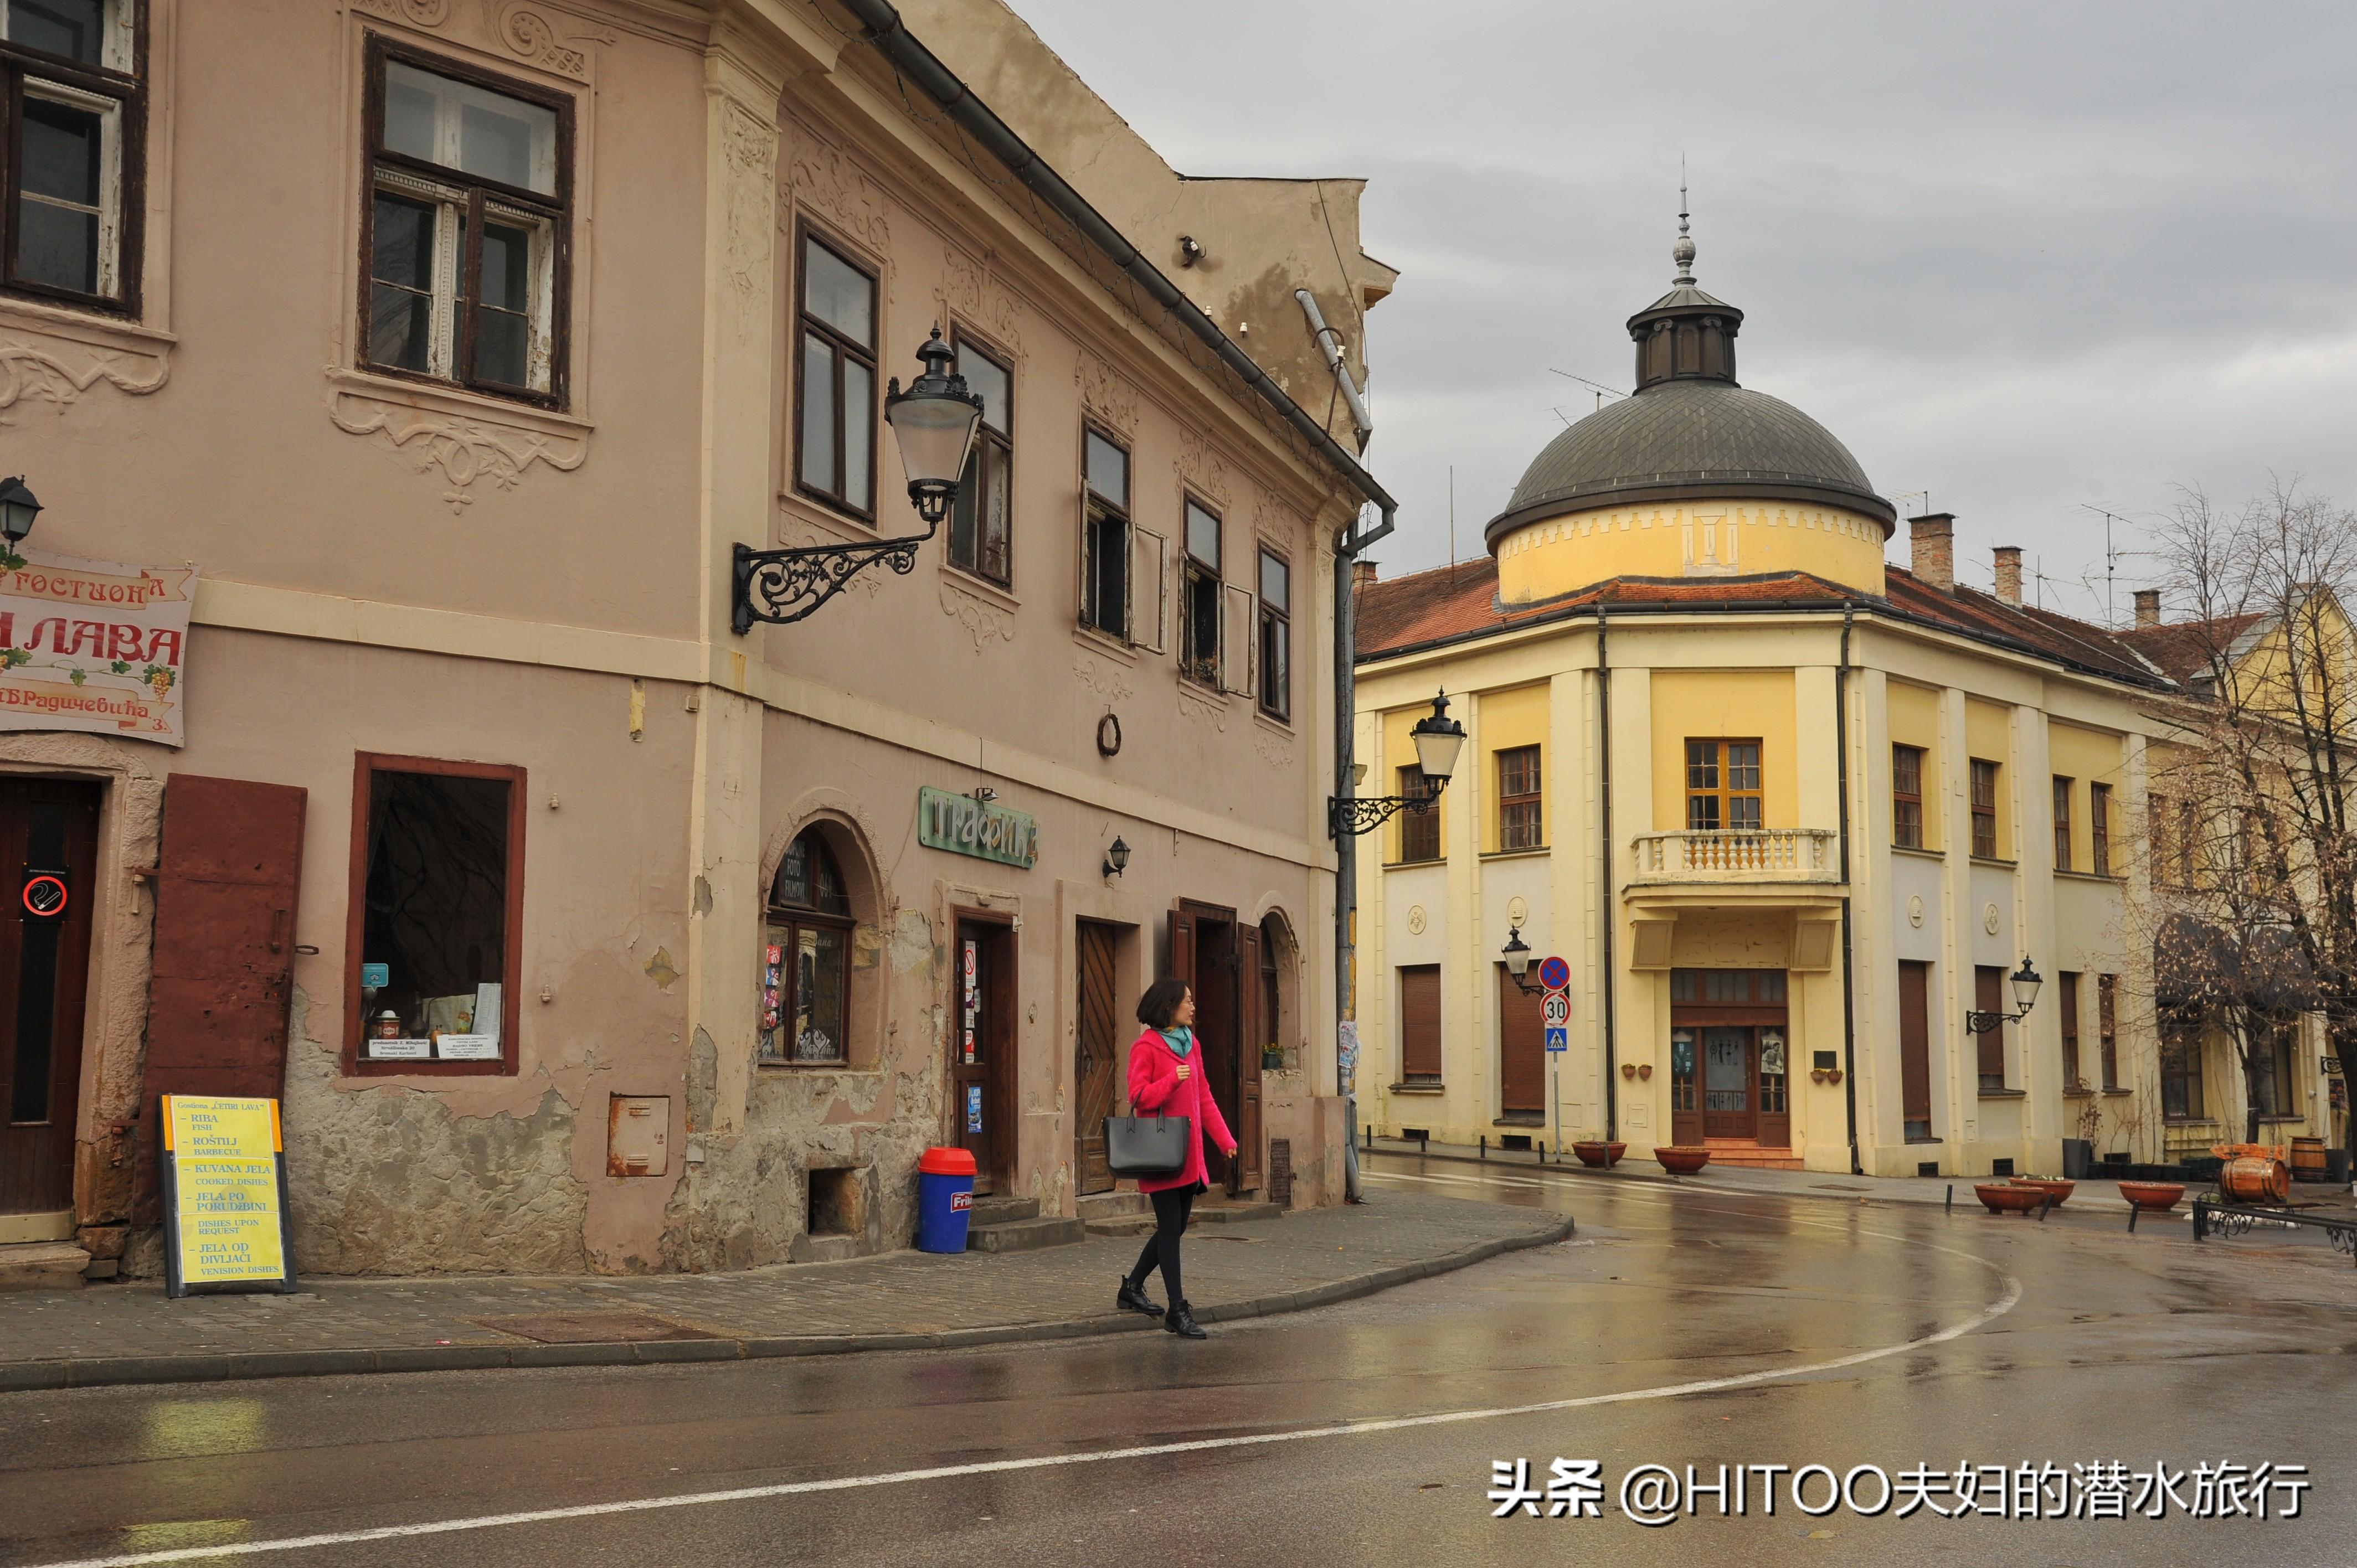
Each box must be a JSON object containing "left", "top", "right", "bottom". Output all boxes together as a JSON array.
[
  {"left": 159, "top": 1094, "right": 297, "bottom": 1298},
  {"left": 0, "top": 549, "right": 195, "bottom": 746}
]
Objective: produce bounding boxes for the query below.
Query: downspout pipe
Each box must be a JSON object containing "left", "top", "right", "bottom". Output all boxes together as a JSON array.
[
  {"left": 1837, "top": 602, "right": 1862, "bottom": 1174},
  {"left": 1598, "top": 607, "right": 1617, "bottom": 1142},
  {"left": 838, "top": 0, "right": 1396, "bottom": 520}
]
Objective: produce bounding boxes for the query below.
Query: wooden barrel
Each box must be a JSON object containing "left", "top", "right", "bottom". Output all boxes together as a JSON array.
[
  {"left": 2219, "top": 1154, "right": 2291, "bottom": 1204},
  {"left": 2291, "top": 1137, "right": 2327, "bottom": 1179}
]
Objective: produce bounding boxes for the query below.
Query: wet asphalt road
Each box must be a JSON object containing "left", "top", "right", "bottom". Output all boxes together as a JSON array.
[{"left": 2, "top": 1155, "right": 2351, "bottom": 1568}]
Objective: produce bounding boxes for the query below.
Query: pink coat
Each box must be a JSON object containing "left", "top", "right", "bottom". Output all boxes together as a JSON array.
[{"left": 1126, "top": 1028, "right": 1237, "bottom": 1194}]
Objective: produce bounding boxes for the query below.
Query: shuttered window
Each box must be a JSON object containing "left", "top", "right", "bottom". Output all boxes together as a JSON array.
[
  {"left": 1399, "top": 964, "right": 1441, "bottom": 1084},
  {"left": 2058, "top": 971, "right": 2082, "bottom": 1090},
  {"left": 1975, "top": 965, "right": 2006, "bottom": 1091}
]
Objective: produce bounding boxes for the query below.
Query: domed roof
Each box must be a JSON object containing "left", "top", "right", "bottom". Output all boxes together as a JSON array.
[{"left": 1483, "top": 378, "right": 1895, "bottom": 549}]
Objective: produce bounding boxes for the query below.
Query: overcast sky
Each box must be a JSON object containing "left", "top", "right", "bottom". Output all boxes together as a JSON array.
[{"left": 1007, "top": 0, "right": 2357, "bottom": 625}]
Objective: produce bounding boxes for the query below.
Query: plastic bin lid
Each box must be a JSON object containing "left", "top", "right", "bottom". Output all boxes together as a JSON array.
[{"left": 919, "top": 1146, "right": 977, "bottom": 1175}]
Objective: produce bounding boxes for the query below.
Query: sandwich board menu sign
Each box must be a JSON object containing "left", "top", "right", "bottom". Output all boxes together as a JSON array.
[{"left": 159, "top": 1094, "right": 297, "bottom": 1298}]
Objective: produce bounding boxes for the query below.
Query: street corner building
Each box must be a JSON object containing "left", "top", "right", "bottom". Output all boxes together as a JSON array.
[
  {"left": 0, "top": 0, "right": 1399, "bottom": 1283},
  {"left": 1346, "top": 222, "right": 2344, "bottom": 1180}
]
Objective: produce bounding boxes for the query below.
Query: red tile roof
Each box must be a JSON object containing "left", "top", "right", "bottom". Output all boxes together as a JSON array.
[
  {"left": 1354, "top": 557, "right": 2176, "bottom": 690},
  {"left": 2115, "top": 612, "right": 2267, "bottom": 682}
]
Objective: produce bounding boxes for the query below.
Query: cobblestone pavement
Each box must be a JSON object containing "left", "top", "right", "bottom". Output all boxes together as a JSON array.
[{"left": 0, "top": 1189, "right": 1566, "bottom": 1388}]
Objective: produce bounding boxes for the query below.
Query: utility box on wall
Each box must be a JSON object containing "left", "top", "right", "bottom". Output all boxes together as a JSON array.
[{"left": 608, "top": 1096, "right": 670, "bottom": 1177}]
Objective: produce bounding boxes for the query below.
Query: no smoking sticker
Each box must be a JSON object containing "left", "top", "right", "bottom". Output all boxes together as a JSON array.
[{"left": 20, "top": 874, "right": 66, "bottom": 919}]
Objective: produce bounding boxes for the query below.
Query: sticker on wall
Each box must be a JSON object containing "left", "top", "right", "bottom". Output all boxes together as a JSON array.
[
  {"left": 966, "top": 1084, "right": 984, "bottom": 1134},
  {"left": 1407, "top": 905, "right": 1427, "bottom": 935},
  {"left": 360, "top": 962, "right": 390, "bottom": 989}
]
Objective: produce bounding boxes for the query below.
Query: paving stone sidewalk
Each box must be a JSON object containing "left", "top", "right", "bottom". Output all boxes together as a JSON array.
[{"left": 0, "top": 1189, "right": 1568, "bottom": 1392}]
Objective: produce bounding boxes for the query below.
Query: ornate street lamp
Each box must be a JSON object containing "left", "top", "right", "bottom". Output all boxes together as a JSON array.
[
  {"left": 733, "top": 327, "right": 985, "bottom": 632},
  {"left": 1965, "top": 956, "right": 2044, "bottom": 1034},
  {"left": 1501, "top": 925, "right": 1540, "bottom": 995},
  {"left": 1328, "top": 690, "right": 1466, "bottom": 839},
  {"left": 0, "top": 476, "right": 42, "bottom": 550}
]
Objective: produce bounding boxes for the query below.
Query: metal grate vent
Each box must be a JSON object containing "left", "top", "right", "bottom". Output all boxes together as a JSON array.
[{"left": 1268, "top": 1138, "right": 1293, "bottom": 1208}]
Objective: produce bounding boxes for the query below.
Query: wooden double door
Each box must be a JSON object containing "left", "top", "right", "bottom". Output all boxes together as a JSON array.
[
  {"left": 0, "top": 779, "right": 100, "bottom": 1222},
  {"left": 1167, "top": 900, "right": 1262, "bottom": 1195},
  {"left": 1668, "top": 968, "right": 1790, "bottom": 1148}
]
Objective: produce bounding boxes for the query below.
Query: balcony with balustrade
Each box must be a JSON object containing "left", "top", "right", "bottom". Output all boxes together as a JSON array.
[{"left": 1630, "top": 828, "right": 1840, "bottom": 886}]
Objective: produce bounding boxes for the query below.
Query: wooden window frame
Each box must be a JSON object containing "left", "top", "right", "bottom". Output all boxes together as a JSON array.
[
  {"left": 1255, "top": 545, "right": 1291, "bottom": 724},
  {"left": 1685, "top": 738, "right": 1762, "bottom": 833},
  {"left": 2052, "top": 775, "right": 2073, "bottom": 870},
  {"left": 1395, "top": 764, "right": 1440, "bottom": 864},
  {"left": 759, "top": 829, "right": 855, "bottom": 1067},
  {"left": 359, "top": 36, "right": 573, "bottom": 408},
  {"left": 2097, "top": 973, "right": 2119, "bottom": 1090},
  {"left": 947, "top": 327, "right": 1012, "bottom": 586},
  {"left": 1496, "top": 744, "right": 1542, "bottom": 850},
  {"left": 1969, "top": 758, "right": 2000, "bottom": 858},
  {"left": 0, "top": 0, "right": 145, "bottom": 316},
  {"left": 343, "top": 752, "right": 527, "bottom": 1078},
  {"left": 2090, "top": 782, "right": 2112, "bottom": 876},
  {"left": 791, "top": 222, "right": 879, "bottom": 522},
  {"left": 1892, "top": 744, "right": 1924, "bottom": 849},
  {"left": 1079, "top": 422, "right": 1149, "bottom": 644},
  {"left": 1179, "top": 494, "right": 1222, "bottom": 690},
  {"left": 2160, "top": 1013, "right": 2203, "bottom": 1120},
  {"left": 2058, "top": 970, "right": 2083, "bottom": 1091}
]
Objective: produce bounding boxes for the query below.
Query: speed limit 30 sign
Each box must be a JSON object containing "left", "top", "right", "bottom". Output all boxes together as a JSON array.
[{"left": 1541, "top": 990, "right": 1571, "bottom": 1028}]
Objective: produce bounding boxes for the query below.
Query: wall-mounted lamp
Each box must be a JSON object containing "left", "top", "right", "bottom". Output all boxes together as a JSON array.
[
  {"left": 1102, "top": 835, "right": 1130, "bottom": 880},
  {"left": 1501, "top": 925, "right": 1540, "bottom": 995},
  {"left": 970, "top": 787, "right": 999, "bottom": 804},
  {"left": 1328, "top": 690, "right": 1466, "bottom": 840},
  {"left": 0, "top": 475, "right": 42, "bottom": 556},
  {"left": 1964, "top": 956, "right": 2044, "bottom": 1034}
]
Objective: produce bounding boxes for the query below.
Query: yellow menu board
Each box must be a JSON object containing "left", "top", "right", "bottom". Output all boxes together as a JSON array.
[{"left": 161, "top": 1094, "right": 296, "bottom": 1297}]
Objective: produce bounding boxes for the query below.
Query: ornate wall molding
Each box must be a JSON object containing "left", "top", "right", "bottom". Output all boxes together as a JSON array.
[
  {"left": 0, "top": 334, "right": 170, "bottom": 417},
  {"left": 1176, "top": 682, "right": 1229, "bottom": 735},
  {"left": 721, "top": 100, "right": 778, "bottom": 340},
  {"left": 940, "top": 241, "right": 1022, "bottom": 353},
  {"left": 1175, "top": 430, "right": 1232, "bottom": 507},
  {"left": 1253, "top": 725, "right": 1293, "bottom": 770},
  {"left": 486, "top": 2, "right": 613, "bottom": 80},
  {"left": 938, "top": 579, "right": 1015, "bottom": 653},
  {"left": 1075, "top": 351, "right": 1138, "bottom": 436},
  {"left": 780, "top": 115, "right": 892, "bottom": 257},
  {"left": 1072, "top": 656, "right": 1134, "bottom": 703},
  {"left": 329, "top": 386, "right": 588, "bottom": 514},
  {"left": 355, "top": 0, "right": 452, "bottom": 25}
]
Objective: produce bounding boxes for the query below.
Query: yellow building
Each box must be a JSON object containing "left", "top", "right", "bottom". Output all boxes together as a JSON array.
[{"left": 1346, "top": 221, "right": 2327, "bottom": 1178}]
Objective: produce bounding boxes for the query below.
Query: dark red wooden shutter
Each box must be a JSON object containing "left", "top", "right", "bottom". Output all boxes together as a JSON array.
[
  {"left": 1975, "top": 966, "right": 2005, "bottom": 1087},
  {"left": 1400, "top": 964, "right": 1442, "bottom": 1082},
  {"left": 135, "top": 776, "right": 307, "bottom": 1221},
  {"left": 1497, "top": 964, "right": 1546, "bottom": 1113},
  {"left": 1899, "top": 961, "right": 1932, "bottom": 1132}
]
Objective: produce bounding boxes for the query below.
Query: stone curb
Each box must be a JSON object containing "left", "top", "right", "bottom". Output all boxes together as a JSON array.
[{"left": 0, "top": 1215, "right": 1574, "bottom": 1395}]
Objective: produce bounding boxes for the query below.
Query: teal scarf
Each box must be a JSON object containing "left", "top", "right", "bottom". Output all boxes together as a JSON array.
[{"left": 1161, "top": 1026, "right": 1196, "bottom": 1060}]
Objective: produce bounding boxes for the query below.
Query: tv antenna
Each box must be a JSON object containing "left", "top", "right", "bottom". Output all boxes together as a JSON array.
[{"left": 2077, "top": 505, "right": 2134, "bottom": 625}]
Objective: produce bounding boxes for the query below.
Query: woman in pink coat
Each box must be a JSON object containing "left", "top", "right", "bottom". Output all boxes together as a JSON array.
[{"left": 1116, "top": 977, "right": 1237, "bottom": 1338}]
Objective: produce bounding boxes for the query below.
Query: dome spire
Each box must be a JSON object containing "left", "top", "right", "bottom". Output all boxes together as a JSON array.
[{"left": 1672, "top": 161, "right": 1696, "bottom": 285}]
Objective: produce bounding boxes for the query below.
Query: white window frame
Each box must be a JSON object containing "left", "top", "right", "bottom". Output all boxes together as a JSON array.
[{"left": 17, "top": 76, "right": 121, "bottom": 297}]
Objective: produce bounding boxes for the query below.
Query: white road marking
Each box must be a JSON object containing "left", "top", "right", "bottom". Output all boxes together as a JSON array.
[{"left": 30, "top": 1192, "right": 2023, "bottom": 1568}]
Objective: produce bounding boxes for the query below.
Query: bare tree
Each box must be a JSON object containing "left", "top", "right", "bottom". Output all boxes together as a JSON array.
[{"left": 2143, "top": 481, "right": 2356, "bottom": 1151}]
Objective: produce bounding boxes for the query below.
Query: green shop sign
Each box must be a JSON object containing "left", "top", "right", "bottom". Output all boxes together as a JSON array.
[{"left": 918, "top": 786, "right": 1039, "bottom": 869}]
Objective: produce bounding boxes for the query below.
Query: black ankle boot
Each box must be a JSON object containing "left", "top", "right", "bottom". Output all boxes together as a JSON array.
[
  {"left": 1117, "top": 1276, "right": 1161, "bottom": 1318},
  {"left": 1165, "top": 1299, "right": 1206, "bottom": 1339}
]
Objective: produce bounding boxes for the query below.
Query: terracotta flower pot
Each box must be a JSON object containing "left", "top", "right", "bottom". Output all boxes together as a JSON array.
[
  {"left": 1976, "top": 1182, "right": 2046, "bottom": 1214},
  {"left": 1571, "top": 1139, "right": 1626, "bottom": 1169},
  {"left": 2118, "top": 1180, "right": 2186, "bottom": 1213},
  {"left": 1655, "top": 1146, "right": 1711, "bottom": 1175},
  {"left": 2010, "top": 1177, "right": 2074, "bottom": 1206}
]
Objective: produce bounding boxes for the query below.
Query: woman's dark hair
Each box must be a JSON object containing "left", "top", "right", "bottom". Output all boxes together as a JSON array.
[{"left": 1137, "top": 977, "right": 1191, "bottom": 1030}]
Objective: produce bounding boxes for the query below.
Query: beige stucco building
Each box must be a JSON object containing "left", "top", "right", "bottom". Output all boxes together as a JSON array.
[
  {"left": 1349, "top": 228, "right": 2339, "bottom": 1179},
  {"left": 0, "top": 0, "right": 1397, "bottom": 1281}
]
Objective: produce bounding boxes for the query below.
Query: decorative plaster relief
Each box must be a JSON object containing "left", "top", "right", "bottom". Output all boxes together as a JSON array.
[
  {"left": 1072, "top": 657, "right": 1134, "bottom": 703},
  {"left": 1252, "top": 725, "right": 1292, "bottom": 770},
  {"left": 1074, "top": 351, "right": 1138, "bottom": 435},
  {"left": 329, "top": 386, "right": 588, "bottom": 514},
  {"left": 1176, "top": 682, "right": 1228, "bottom": 735},
  {"left": 487, "top": 2, "right": 614, "bottom": 81},
  {"left": 0, "top": 334, "right": 169, "bottom": 417},
  {"left": 355, "top": 0, "right": 452, "bottom": 24},
  {"left": 938, "top": 578, "right": 1014, "bottom": 653},
  {"left": 1406, "top": 905, "right": 1427, "bottom": 936},
  {"left": 939, "top": 241, "right": 1021, "bottom": 352},
  {"left": 1175, "top": 430, "right": 1231, "bottom": 506},
  {"left": 721, "top": 100, "right": 778, "bottom": 339},
  {"left": 781, "top": 116, "right": 892, "bottom": 256}
]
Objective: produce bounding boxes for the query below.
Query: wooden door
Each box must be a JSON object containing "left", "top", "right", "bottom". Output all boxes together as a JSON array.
[
  {"left": 136, "top": 775, "right": 308, "bottom": 1221},
  {"left": 1233, "top": 921, "right": 1263, "bottom": 1194},
  {"left": 1899, "top": 960, "right": 1932, "bottom": 1142},
  {"left": 1074, "top": 921, "right": 1119, "bottom": 1194},
  {"left": 0, "top": 779, "right": 100, "bottom": 1219},
  {"left": 1497, "top": 964, "right": 1546, "bottom": 1116},
  {"left": 952, "top": 918, "right": 1016, "bottom": 1194},
  {"left": 1701, "top": 1026, "right": 1754, "bottom": 1138}
]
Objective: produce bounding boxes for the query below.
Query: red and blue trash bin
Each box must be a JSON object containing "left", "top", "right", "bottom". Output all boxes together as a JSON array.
[{"left": 917, "top": 1146, "right": 977, "bottom": 1253}]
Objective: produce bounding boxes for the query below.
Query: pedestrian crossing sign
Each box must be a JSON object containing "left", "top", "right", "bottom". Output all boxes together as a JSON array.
[{"left": 1545, "top": 1027, "right": 1568, "bottom": 1053}]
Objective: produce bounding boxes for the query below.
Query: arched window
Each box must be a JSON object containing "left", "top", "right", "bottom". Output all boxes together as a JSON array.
[{"left": 761, "top": 829, "right": 852, "bottom": 1064}]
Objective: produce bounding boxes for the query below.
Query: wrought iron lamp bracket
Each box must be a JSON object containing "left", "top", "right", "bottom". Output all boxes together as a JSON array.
[
  {"left": 1327, "top": 783, "right": 1444, "bottom": 842},
  {"left": 732, "top": 514, "right": 941, "bottom": 633}
]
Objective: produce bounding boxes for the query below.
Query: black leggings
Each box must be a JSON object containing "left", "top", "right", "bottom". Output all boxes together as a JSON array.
[{"left": 1128, "top": 1185, "right": 1197, "bottom": 1306}]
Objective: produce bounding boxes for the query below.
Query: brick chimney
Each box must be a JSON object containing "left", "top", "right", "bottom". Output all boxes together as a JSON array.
[
  {"left": 2133, "top": 589, "right": 2161, "bottom": 629},
  {"left": 1993, "top": 546, "right": 2023, "bottom": 607},
  {"left": 1908, "top": 513, "right": 1955, "bottom": 593},
  {"left": 1352, "top": 559, "right": 1378, "bottom": 587}
]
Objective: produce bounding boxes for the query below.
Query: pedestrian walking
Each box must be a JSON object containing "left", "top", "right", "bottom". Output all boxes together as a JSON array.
[{"left": 1116, "top": 977, "right": 1237, "bottom": 1339}]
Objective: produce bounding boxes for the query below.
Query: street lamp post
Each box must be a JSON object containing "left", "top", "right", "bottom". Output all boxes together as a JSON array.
[
  {"left": 733, "top": 327, "right": 984, "bottom": 631},
  {"left": 1327, "top": 690, "right": 1466, "bottom": 840}
]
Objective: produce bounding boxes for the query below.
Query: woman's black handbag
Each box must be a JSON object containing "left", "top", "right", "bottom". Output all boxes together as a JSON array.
[{"left": 1104, "top": 1115, "right": 1191, "bottom": 1178}]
